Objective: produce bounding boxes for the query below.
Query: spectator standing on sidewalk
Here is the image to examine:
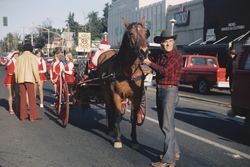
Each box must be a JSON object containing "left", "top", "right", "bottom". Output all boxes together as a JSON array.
[
  {"left": 226, "top": 49, "right": 237, "bottom": 92},
  {"left": 35, "top": 49, "right": 47, "bottom": 108},
  {"left": 15, "top": 43, "right": 41, "bottom": 121},
  {"left": 143, "top": 30, "right": 182, "bottom": 167},
  {"left": 1, "top": 51, "right": 19, "bottom": 114}
]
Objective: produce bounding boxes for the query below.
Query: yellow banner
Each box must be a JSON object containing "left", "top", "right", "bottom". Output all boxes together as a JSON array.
[{"left": 77, "top": 32, "right": 91, "bottom": 52}]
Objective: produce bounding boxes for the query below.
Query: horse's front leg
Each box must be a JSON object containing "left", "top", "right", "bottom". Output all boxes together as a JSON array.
[
  {"left": 113, "top": 93, "right": 123, "bottom": 148},
  {"left": 130, "top": 99, "right": 140, "bottom": 149}
]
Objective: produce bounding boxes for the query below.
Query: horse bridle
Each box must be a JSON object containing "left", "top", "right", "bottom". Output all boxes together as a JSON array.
[{"left": 126, "top": 23, "right": 150, "bottom": 61}]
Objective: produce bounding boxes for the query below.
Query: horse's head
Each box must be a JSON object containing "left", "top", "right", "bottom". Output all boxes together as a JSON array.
[{"left": 122, "top": 18, "right": 150, "bottom": 60}]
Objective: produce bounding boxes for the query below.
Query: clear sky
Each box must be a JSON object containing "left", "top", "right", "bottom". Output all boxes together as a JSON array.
[{"left": 0, "top": 0, "right": 111, "bottom": 40}]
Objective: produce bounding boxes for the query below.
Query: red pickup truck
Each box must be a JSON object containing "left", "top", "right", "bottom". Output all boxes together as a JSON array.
[{"left": 180, "top": 55, "right": 229, "bottom": 94}]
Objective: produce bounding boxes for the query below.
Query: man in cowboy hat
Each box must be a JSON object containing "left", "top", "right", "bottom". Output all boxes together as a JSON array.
[{"left": 144, "top": 30, "right": 182, "bottom": 167}]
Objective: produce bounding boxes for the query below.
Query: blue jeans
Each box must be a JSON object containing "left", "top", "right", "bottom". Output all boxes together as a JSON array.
[{"left": 156, "top": 86, "right": 180, "bottom": 164}]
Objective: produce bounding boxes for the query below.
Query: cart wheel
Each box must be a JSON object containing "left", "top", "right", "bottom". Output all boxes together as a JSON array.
[
  {"left": 56, "top": 74, "right": 69, "bottom": 127},
  {"left": 54, "top": 77, "right": 62, "bottom": 114},
  {"left": 57, "top": 75, "right": 63, "bottom": 114},
  {"left": 60, "top": 81, "right": 69, "bottom": 127}
]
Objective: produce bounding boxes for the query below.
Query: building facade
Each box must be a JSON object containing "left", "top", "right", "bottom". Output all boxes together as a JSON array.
[
  {"left": 108, "top": 0, "right": 192, "bottom": 48},
  {"left": 108, "top": 0, "right": 249, "bottom": 52},
  {"left": 166, "top": 0, "right": 204, "bottom": 47}
]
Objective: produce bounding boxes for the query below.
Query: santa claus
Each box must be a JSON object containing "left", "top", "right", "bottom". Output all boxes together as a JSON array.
[{"left": 91, "top": 39, "right": 111, "bottom": 67}]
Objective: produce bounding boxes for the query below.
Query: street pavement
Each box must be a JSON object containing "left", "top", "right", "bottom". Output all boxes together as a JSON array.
[{"left": 0, "top": 66, "right": 249, "bottom": 167}]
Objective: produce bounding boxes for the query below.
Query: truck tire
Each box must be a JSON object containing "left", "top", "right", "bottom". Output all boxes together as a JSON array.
[{"left": 196, "top": 79, "right": 210, "bottom": 94}]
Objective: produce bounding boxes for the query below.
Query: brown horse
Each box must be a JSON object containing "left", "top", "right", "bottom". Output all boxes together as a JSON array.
[{"left": 97, "top": 18, "right": 149, "bottom": 148}]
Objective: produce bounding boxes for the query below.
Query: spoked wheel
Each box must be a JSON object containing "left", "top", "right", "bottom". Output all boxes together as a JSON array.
[{"left": 56, "top": 74, "right": 69, "bottom": 127}]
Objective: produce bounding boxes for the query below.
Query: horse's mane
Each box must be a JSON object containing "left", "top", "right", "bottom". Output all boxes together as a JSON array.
[
  {"left": 117, "top": 31, "right": 130, "bottom": 58},
  {"left": 117, "top": 22, "right": 143, "bottom": 64}
]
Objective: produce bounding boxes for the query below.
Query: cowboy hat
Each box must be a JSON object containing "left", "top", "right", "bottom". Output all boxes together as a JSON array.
[{"left": 154, "top": 30, "right": 177, "bottom": 43}]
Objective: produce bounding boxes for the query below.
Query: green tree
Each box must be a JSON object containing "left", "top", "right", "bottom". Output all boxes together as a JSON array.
[
  {"left": 34, "top": 26, "right": 61, "bottom": 49},
  {"left": 66, "top": 12, "right": 80, "bottom": 45},
  {"left": 85, "top": 11, "right": 103, "bottom": 41},
  {"left": 1, "top": 33, "right": 20, "bottom": 52},
  {"left": 101, "top": 3, "right": 110, "bottom": 32},
  {"left": 111, "top": 0, "right": 117, "bottom": 6}
]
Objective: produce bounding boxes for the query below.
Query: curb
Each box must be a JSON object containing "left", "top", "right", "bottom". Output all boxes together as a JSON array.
[
  {"left": 146, "top": 86, "right": 231, "bottom": 108},
  {"left": 178, "top": 93, "right": 231, "bottom": 108}
]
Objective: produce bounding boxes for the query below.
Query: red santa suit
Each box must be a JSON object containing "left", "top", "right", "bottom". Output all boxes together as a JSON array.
[{"left": 91, "top": 39, "right": 111, "bottom": 67}]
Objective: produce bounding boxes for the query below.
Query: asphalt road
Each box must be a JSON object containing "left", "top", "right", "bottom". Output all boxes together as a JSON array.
[{"left": 0, "top": 66, "right": 249, "bottom": 167}]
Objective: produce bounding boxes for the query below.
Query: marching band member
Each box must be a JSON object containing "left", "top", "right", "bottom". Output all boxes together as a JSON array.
[
  {"left": 49, "top": 48, "right": 64, "bottom": 106},
  {"left": 35, "top": 49, "right": 47, "bottom": 108},
  {"left": 63, "top": 52, "right": 75, "bottom": 94}
]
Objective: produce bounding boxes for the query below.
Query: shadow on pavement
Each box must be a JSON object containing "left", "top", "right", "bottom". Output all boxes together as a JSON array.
[
  {"left": 0, "top": 98, "right": 9, "bottom": 111},
  {"left": 152, "top": 106, "right": 250, "bottom": 146},
  {"left": 67, "top": 104, "right": 162, "bottom": 161}
]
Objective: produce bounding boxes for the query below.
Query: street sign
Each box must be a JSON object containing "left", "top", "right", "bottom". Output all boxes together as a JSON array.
[
  {"left": 3, "top": 16, "right": 8, "bottom": 26},
  {"left": 77, "top": 32, "right": 91, "bottom": 52}
]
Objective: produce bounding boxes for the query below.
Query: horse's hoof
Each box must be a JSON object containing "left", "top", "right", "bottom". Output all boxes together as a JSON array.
[{"left": 114, "top": 141, "right": 122, "bottom": 148}]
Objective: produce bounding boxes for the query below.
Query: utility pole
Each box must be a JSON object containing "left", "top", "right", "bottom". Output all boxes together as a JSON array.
[{"left": 169, "top": 18, "right": 177, "bottom": 36}]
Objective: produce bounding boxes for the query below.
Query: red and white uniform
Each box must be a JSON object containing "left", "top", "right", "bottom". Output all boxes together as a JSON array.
[
  {"left": 64, "top": 62, "right": 75, "bottom": 84},
  {"left": 3, "top": 59, "right": 15, "bottom": 85},
  {"left": 50, "top": 60, "right": 64, "bottom": 83},
  {"left": 37, "top": 57, "right": 47, "bottom": 81}
]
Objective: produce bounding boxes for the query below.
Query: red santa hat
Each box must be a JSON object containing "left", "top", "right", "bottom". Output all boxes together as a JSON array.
[{"left": 98, "top": 39, "right": 111, "bottom": 50}]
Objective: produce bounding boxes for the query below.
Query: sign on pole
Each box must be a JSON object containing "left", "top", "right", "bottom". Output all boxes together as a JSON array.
[
  {"left": 76, "top": 32, "right": 91, "bottom": 52},
  {"left": 3, "top": 16, "right": 8, "bottom": 26}
]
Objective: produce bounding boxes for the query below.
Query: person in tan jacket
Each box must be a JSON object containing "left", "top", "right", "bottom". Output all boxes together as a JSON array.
[{"left": 15, "top": 43, "right": 41, "bottom": 121}]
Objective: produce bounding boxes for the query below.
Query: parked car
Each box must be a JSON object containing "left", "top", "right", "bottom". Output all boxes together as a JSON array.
[
  {"left": 180, "top": 54, "right": 229, "bottom": 94},
  {"left": 230, "top": 44, "right": 250, "bottom": 126}
]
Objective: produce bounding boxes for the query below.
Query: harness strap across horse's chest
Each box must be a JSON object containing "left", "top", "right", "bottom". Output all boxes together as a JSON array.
[{"left": 131, "top": 75, "right": 145, "bottom": 82}]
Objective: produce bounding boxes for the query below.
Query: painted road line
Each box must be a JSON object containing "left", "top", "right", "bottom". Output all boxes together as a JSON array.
[{"left": 126, "top": 109, "right": 250, "bottom": 160}]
